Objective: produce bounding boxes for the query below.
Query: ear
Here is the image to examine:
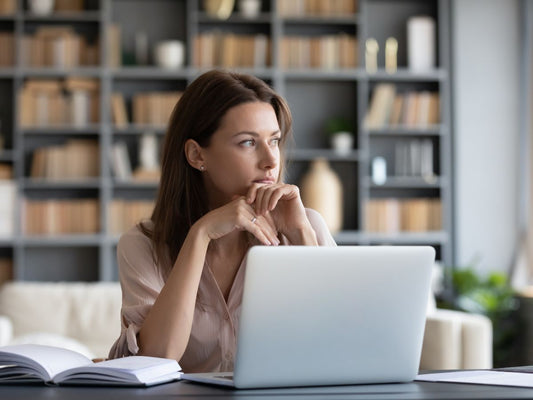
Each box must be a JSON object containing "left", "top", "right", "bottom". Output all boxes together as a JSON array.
[{"left": 184, "top": 139, "right": 206, "bottom": 171}]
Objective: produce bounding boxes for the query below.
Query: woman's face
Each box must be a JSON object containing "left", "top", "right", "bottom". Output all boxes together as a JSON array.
[{"left": 201, "top": 101, "right": 281, "bottom": 207}]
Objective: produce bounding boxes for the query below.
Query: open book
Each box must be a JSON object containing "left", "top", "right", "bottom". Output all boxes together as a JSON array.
[{"left": 0, "top": 344, "right": 182, "bottom": 386}]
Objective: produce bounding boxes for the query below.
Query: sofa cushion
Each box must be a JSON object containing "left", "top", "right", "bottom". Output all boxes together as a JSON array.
[{"left": 0, "top": 282, "right": 122, "bottom": 358}]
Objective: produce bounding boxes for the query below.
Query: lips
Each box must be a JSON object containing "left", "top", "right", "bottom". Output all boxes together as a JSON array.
[{"left": 254, "top": 178, "right": 275, "bottom": 184}]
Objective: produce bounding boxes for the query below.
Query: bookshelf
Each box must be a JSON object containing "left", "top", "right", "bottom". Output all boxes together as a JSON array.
[{"left": 0, "top": 0, "right": 453, "bottom": 282}]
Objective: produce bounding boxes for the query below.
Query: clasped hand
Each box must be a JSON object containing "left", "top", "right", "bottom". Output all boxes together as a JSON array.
[{"left": 199, "top": 183, "right": 310, "bottom": 246}]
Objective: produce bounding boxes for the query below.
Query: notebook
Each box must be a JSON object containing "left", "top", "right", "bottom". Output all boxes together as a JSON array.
[{"left": 181, "top": 245, "right": 435, "bottom": 389}]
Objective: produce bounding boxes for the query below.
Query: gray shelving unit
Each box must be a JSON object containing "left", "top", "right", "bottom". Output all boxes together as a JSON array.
[{"left": 0, "top": 0, "right": 453, "bottom": 281}]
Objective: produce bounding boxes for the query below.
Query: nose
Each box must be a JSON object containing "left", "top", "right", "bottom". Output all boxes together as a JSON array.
[{"left": 258, "top": 141, "right": 279, "bottom": 170}]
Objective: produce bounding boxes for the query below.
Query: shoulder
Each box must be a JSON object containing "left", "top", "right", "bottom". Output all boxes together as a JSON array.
[
  {"left": 304, "top": 208, "right": 337, "bottom": 246},
  {"left": 117, "top": 220, "right": 165, "bottom": 283},
  {"left": 117, "top": 221, "right": 153, "bottom": 257}
]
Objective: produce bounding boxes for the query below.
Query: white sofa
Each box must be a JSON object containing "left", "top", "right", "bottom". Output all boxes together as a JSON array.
[{"left": 0, "top": 281, "right": 493, "bottom": 368}]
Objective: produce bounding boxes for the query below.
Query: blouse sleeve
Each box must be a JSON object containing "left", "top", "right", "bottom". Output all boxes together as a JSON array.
[
  {"left": 305, "top": 208, "right": 337, "bottom": 247},
  {"left": 108, "top": 226, "right": 165, "bottom": 358}
]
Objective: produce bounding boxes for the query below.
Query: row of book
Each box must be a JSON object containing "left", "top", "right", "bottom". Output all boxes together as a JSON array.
[
  {"left": 193, "top": 32, "right": 270, "bottom": 69},
  {"left": 111, "top": 92, "right": 182, "bottom": 127},
  {"left": 19, "top": 78, "right": 99, "bottom": 127},
  {"left": 394, "top": 139, "right": 435, "bottom": 178},
  {"left": 31, "top": 139, "right": 99, "bottom": 180},
  {"left": 365, "top": 198, "right": 442, "bottom": 233},
  {"left": 277, "top": 0, "right": 357, "bottom": 17},
  {"left": 24, "top": 199, "right": 99, "bottom": 235},
  {"left": 0, "top": 33, "right": 14, "bottom": 66},
  {"left": 108, "top": 200, "right": 155, "bottom": 234},
  {"left": 21, "top": 27, "right": 99, "bottom": 68},
  {"left": 280, "top": 34, "right": 358, "bottom": 69},
  {"left": 365, "top": 84, "right": 440, "bottom": 129}
]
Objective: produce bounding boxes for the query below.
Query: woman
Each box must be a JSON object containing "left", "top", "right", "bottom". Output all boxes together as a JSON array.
[{"left": 109, "top": 70, "right": 336, "bottom": 372}]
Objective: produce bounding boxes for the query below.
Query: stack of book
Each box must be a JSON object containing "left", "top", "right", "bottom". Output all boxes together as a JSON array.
[
  {"left": 394, "top": 139, "right": 435, "bottom": 179},
  {"left": 280, "top": 34, "right": 357, "bottom": 69},
  {"left": 24, "top": 199, "right": 99, "bottom": 235},
  {"left": 0, "top": 32, "right": 14, "bottom": 66},
  {"left": 277, "top": 0, "right": 357, "bottom": 17},
  {"left": 111, "top": 91, "right": 181, "bottom": 127},
  {"left": 364, "top": 198, "right": 442, "bottom": 233},
  {"left": 19, "top": 78, "right": 100, "bottom": 127},
  {"left": 108, "top": 200, "right": 155, "bottom": 235},
  {"left": 365, "top": 84, "right": 440, "bottom": 129},
  {"left": 30, "top": 139, "right": 99, "bottom": 180},
  {"left": 21, "top": 26, "right": 99, "bottom": 68},
  {"left": 193, "top": 32, "right": 270, "bottom": 68}
]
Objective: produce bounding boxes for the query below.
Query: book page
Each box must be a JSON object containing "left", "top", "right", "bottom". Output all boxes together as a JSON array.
[
  {"left": 54, "top": 356, "right": 181, "bottom": 386},
  {"left": 0, "top": 344, "right": 91, "bottom": 381}
]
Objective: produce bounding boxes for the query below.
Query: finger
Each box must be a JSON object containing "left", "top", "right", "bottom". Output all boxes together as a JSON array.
[
  {"left": 267, "top": 187, "right": 286, "bottom": 212},
  {"left": 240, "top": 213, "right": 272, "bottom": 245},
  {"left": 254, "top": 186, "right": 268, "bottom": 215},
  {"left": 246, "top": 184, "right": 260, "bottom": 204},
  {"left": 255, "top": 215, "right": 279, "bottom": 246}
]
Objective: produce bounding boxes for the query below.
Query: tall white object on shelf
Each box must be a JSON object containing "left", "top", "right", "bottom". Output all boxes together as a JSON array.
[{"left": 407, "top": 16, "right": 436, "bottom": 71}]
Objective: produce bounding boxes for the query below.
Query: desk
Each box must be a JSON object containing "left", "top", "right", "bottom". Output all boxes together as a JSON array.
[{"left": 1, "top": 380, "right": 533, "bottom": 399}]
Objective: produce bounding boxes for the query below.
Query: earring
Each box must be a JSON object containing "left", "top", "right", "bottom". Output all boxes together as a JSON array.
[{"left": 200, "top": 165, "right": 205, "bottom": 171}]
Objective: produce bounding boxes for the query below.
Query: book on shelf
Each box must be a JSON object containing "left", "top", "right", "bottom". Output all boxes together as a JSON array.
[
  {"left": 24, "top": 199, "right": 99, "bottom": 235},
  {"left": 111, "top": 142, "right": 133, "bottom": 180},
  {"left": 394, "top": 139, "right": 435, "bottom": 179},
  {"left": 30, "top": 139, "right": 99, "bottom": 180},
  {"left": 111, "top": 93, "right": 129, "bottom": 127},
  {"left": 19, "top": 79, "right": 100, "bottom": 127},
  {"left": 365, "top": 198, "right": 441, "bottom": 233},
  {"left": 21, "top": 26, "right": 99, "bottom": 68},
  {"left": 107, "top": 24, "right": 121, "bottom": 68},
  {"left": 0, "top": 32, "right": 14, "bottom": 67},
  {"left": 280, "top": 34, "right": 358, "bottom": 69},
  {"left": 109, "top": 200, "right": 155, "bottom": 235},
  {"left": 132, "top": 92, "right": 181, "bottom": 126},
  {"left": 0, "top": 344, "right": 182, "bottom": 387},
  {"left": 365, "top": 84, "right": 440, "bottom": 129},
  {"left": 194, "top": 32, "right": 271, "bottom": 68},
  {"left": 277, "top": 0, "right": 357, "bottom": 17}
]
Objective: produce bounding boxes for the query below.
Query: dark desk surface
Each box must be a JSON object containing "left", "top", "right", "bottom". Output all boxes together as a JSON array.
[{"left": 1, "top": 380, "right": 533, "bottom": 400}]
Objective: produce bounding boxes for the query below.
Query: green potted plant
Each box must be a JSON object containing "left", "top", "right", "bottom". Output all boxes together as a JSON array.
[
  {"left": 437, "top": 267, "right": 520, "bottom": 367},
  {"left": 325, "top": 116, "right": 354, "bottom": 156}
]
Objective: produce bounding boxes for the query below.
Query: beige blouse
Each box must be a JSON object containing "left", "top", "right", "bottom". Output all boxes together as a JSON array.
[{"left": 108, "top": 208, "right": 336, "bottom": 372}]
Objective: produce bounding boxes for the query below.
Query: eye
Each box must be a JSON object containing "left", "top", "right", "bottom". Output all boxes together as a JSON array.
[
  {"left": 240, "top": 139, "right": 255, "bottom": 147},
  {"left": 270, "top": 137, "right": 281, "bottom": 146}
]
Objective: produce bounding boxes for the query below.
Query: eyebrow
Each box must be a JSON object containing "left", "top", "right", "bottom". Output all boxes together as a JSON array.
[{"left": 233, "top": 130, "right": 281, "bottom": 138}]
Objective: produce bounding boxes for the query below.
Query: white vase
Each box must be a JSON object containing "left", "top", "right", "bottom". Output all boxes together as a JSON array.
[
  {"left": 29, "top": 0, "right": 54, "bottom": 15},
  {"left": 238, "top": 0, "right": 261, "bottom": 18},
  {"left": 330, "top": 132, "right": 353, "bottom": 156},
  {"left": 300, "top": 158, "right": 343, "bottom": 233},
  {"left": 154, "top": 41, "right": 185, "bottom": 69}
]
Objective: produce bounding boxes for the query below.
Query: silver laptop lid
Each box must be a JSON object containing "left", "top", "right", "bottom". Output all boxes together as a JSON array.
[{"left": 233, "top": 245, "right": 435, "bottom": 388}]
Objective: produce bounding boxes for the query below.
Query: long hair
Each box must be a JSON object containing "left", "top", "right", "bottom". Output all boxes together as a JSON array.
[{"left": 141, "top": 70, "right": 293, "bottom": 271}]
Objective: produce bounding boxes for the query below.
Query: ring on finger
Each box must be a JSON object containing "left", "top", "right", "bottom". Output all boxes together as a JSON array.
[{"left": 251, "top": 216, "right": 257, "bottom": 224}]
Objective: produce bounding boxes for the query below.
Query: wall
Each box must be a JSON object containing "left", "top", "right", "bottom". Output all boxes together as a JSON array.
[{"left": 452, "top": 0, "right": 521, "bottom": 273}]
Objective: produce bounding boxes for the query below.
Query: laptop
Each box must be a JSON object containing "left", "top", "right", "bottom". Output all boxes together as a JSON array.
[{"left": 181, "top": 245, "right": 435, "bottom": 389}]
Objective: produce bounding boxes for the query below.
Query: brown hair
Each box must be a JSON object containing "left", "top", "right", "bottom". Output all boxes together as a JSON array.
[{"left": 141, "top": 70, "right": 293, "bottom": 271}]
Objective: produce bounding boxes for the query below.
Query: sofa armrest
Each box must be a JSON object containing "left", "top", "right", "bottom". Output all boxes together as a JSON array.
[
  {"left": 420, "top": 309, "right": 492, "bottom": 370},
  {"left": 0, "top": 315, "right": 13, "bottom": 346}
]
